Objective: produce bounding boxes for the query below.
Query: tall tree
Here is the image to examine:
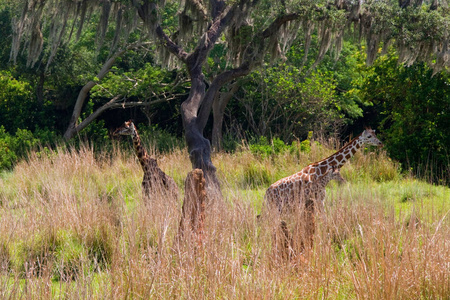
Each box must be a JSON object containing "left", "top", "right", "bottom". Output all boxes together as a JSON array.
[{"left": 11, "top": 0, "right": 450, "bottom": 194}]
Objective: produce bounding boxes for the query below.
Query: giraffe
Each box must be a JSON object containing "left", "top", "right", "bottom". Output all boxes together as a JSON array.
[
  {"left": 265, "top": 128, "right": 382, "bottom": 213},
  {"left": 114, "top": 120, "right": 179, "bottom": 201},
  {"left": 265, "top": 165, "right": 346, "bottom": 213},
  {"left": 269, "top": 166, "right": 345, "bottom": 260},
  {"left": 265, "top": 128, "right": 382, "bottom": 258}
]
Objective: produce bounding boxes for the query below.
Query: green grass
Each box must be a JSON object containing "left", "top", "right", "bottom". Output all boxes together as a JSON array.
[{"left": 0, "top": 143, "right": 448, "bottom": 299}]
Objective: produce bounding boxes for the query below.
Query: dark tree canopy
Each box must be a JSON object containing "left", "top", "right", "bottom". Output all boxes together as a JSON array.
[{"left": 11, "top": 0, "right": 450, "bottom": 72}]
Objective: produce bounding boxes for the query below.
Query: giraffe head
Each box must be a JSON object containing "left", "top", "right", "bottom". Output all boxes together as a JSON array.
[
  {"left": 113, "top": 120, "right": 137, "bottom": 137},
  {"left": 360, "top": 128, "right": 383, "bottom": 147}
]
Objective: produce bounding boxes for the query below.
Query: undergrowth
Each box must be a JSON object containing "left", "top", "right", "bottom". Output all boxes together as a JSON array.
[{"left": 0, "top": 142, "right": 448, "bottom": 299}]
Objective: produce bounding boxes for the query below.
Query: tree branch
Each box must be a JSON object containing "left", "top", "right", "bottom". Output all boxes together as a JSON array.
[
  {"left": 70, "top": 95, "right": 178, "bottom": 137},
  {"left": 190, "top": 5, "right": 236, "bottom": 67},
  {"left": 262, "top": 13, "right": 300, "bottom": 38},
  {"left": 155, "top": 25, "right": 189, "bottom": 63},
  {"left": 197, "top": 63, "right": 251, "bottom": 130},
  {"left": 197, "top": 12, "right": 301, "bottom": 131},
  {"left": 63, "top": 42, "right": 151, "bottom": 140}
]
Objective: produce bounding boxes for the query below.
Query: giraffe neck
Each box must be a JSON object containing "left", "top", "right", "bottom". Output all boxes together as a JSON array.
[
  {"left": 320, "top": 134, "right": 363, "bottom": 169},
  {"left": 132, "top": 131, "right": 149, "bottom": 169}
]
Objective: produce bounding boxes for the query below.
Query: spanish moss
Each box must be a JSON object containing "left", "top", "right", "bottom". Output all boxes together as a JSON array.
[{"left": 10, "top": 0, "right": 450, "bottom": 73}]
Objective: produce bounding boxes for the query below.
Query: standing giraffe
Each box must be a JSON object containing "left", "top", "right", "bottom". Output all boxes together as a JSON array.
[
  {"left": 269, "top": 166, "right": 346, "bottom": 259},
  {"left": 265, "top": 128, "right": 382, "bottom": 258},
  {"left": 265, "top": 128, "right": 382, "bottom": 212},
  {"left": 265, "top": 165, "right": 346, "bottom": 213},
  {"left": 114, "top": 120, "right": 179, "bottom": 201}
]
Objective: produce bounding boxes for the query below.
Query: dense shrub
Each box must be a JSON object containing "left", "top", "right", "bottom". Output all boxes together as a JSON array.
[
  {"left": 352, "top": 52, "right": 450, "bottom": 185},
  {"left": 0, "top": 126, "right": 58, "bottom": 170},
  {"left": 248, "top": 134, "right": 312, "bottom": 158},
  {"left": 0, "top": 71, "right": 33, "bottom": 132}
]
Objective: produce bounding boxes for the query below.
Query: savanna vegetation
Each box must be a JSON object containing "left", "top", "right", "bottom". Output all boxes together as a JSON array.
[
  {"left": 0, "top": 0, "right": 449, "bottom": 298},
  {"left": 1, "top": 142, "right": 449, "bottom": 298}
]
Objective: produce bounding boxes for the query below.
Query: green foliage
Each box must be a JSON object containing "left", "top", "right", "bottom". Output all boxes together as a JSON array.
[
  {"left": 248, "top": 135, "right": 312, "bottom": 158},
  {"left": 236, "top": 64, "right": 344, "bottom": 141},
  {"left": 0, "top": 71, "right": 33, "bottom": 132},
  {"left": 0, "top": 126, "right": 58, "bottom": 170},
  {"left": 232, "top": 38, "right": 368, "bottom": 143},
  {"left": 90, "top": 63, "right": 177, "bottom": 100},
  {"left": 352, "top": 50, "right": 450, "bottom": 184},
  {"left": 242, "top": 161, "right": 272, "bottom": 188},
  {"left": 286, "top": 37, "right": 366, "bottom": 120},
  {"left": 139, "top": 124, "right": 185, "bottom": 153},
  {"left": 220, "top": 133, "right": 240, "bottom": 152},
  {"left": 72, "top": 100, "right": 111, "bottom": 150},
  {"left": 0, "top": 127, "right": 17, "bottom": 170},
  {"left": 0, "top": 127, "right": 36, "bottom": 170},
  {"left": 0, "top": 9, "right": 12, "bottom": 67},
  {"left": 249, "top": 137, "right": 286, "bottom": 158}
]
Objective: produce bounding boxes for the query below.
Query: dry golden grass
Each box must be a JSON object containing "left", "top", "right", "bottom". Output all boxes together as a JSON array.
[{"left": 0, "top": 143, "right": 448, "bottom": 299}]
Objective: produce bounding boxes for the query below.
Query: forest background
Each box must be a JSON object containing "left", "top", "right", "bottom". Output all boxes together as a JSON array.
[
  {"left": 0, "top": 0, "right": 449, "bottom": 184},
  {"left": 0, "top": 1, "right": 449, "bottom": 298}
]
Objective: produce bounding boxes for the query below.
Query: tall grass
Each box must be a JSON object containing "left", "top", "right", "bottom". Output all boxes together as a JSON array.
[{"left": 0, "top": 142, "right": 448, "bottom": 299}]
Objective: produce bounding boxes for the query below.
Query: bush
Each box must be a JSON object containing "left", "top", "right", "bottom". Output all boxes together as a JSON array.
[
  {"left": 0, "top": 71, "right": 33, "bottom": 132},
  {"left": 248, "top": 135, "right": 312, "bottom": 158},
  {"left": 0, "top": 127, "right": 17, "bottom": 170},
  {"left": 352, "top": 52, "right": 450, "bottom": 185},
  {"left": 0, "top": 126, "right": 58, "bottom": 171},
  {"left": 249, "top": 137, "right": 290, "bottom": 158}
]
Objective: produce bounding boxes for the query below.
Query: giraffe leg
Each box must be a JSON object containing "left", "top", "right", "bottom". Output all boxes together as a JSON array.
[
  {"left": 305, "top": 204, "right": 316, "bottom": 250},
  {"left": 280, "top": 220, "right": 293, "bottom": 259}
]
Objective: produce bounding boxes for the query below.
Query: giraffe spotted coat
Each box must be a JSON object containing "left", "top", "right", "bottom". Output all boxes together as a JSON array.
[
  {"left": 114, "top": 121, "right": 179, "bottom": 201},
  {"left": 265, "top": 165, "right": 345, "bottom": 213},
  {"left": 265, "top": 128, "right": 382, "bottom": 213}
]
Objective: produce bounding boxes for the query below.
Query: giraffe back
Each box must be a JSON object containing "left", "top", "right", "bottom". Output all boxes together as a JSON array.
[
  {"left": 142, "top": 157, "right": 179, "bottom": 201},
  {"left": 264, "top": 171, "right": 312, "bottom": 213},
  {"left": 264, "top": 166, "right": 345, "bottom": 213}
]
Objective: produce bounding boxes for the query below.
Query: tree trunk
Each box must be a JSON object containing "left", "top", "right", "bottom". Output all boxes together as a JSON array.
[
  {"left": 180, "top": 68, "right": 222, "bottom": 195},
  {"left": 212, "top": 82, "right": 239, "bottom": 151},
  {"left": 36, "top": 71, "right": 45, "bottom": 106},
  {"left": 212, "top": 95, "right": 225, "bottom": 152},
  {"left": 150, "top": 6, "right": 300, "bottom": 196}
]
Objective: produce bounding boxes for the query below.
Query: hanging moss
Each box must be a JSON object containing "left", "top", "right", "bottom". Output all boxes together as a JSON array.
[{"left": 9, "top": 0, "right": 450, "bottom": 73}]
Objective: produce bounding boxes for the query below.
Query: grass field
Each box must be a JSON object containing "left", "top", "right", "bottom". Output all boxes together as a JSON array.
[{"left": 0, "top": 142, "right": 449, "bottom": 299}]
